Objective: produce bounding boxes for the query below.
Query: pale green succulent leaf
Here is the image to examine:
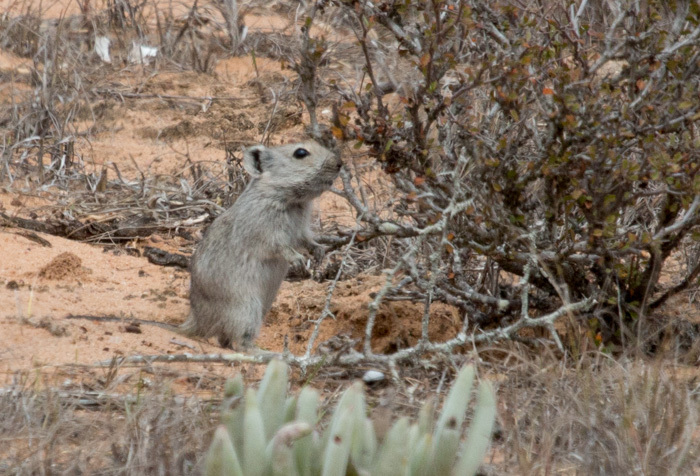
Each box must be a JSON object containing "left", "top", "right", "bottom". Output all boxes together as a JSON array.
[
  {"left": 257, "top": 360, "right": 289, "bottom": 440},
  {"left": 321, "top": 408, "right": 354, "bottom": 476},
  {"left": 351, "top": 417, "right": 377, "bottom": 471},
  {"left": 294, "top": 387, "right": 320, "bottom": 475},
  {"left": 296, "top": 387, "right": 320, "bottom": 424},
  {"left": 224, "top": 374, "right": 245, "bottom": 399},
  {"left": 417, "top": 397, "right": 435, "bottom": 435},
  {"left": 327, "top": 381, "right": 366, "bottom": 472},
  {"left": 408, "top": 433, "right": 432, "bottom": 476},
  {"left": 284, "top": 395, "right": 298, "bottom": 424},
  {"left": 432, "top": 366, "right": 475, "bottom": 470},
  {"left": 222, "top": 376, "right": 246, "bottom": 457},
  {"left": 454, "top": 382, "right": 497, "bottom": 476},
  {"left": 406, "top": 424, "right": 420, "bottom": 456},
  {"left": 371, "top": 417, "right": 410, "bottom": 476},
  {"left": 431, "top": 428, "right": 461, "bottom": 476},
  {"left": 222, "top": 400, "right": 246, "bottom": 459},
  {"left": 266, "top": 422, "right": 312, "bottom": 476},
  {"left": 435, "top": 366, "right": 475, "bottom": 437},
  {"left": 243, "top": 388, "right": 268, "bottom": 476},
  {"left": 204, "top": 426, "right": 243, "bottom": 476},
  {"left": 332, "top": 382, "right": 365, "bottom": 419}
]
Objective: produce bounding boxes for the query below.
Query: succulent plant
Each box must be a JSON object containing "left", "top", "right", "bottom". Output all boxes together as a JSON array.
[{"left": 205, "top": 360, "right": 496, "bottom": 476}]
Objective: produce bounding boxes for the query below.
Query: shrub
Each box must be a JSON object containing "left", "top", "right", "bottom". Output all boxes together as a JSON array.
[{"left": 325, "top": 0, "right": 700, "bottom": 348}]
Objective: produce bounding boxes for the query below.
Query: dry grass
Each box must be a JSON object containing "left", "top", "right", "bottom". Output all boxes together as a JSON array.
[
  {"left": 2, "top": 350, "right": 698, "bottom": 475},
  {"left": 0, "top": 371, "right": 218, "bottom": 474},
  {"left": 0, "top": 0, "right": 299, "bottom": 246},
  {"left": 493, "top": 348, "right": 700, "bottom": 475},
  {"left": 1, "top": 1, "right": 699, "bottom": 474}
]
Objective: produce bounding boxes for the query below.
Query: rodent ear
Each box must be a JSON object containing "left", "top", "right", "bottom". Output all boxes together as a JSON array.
[{"left": 243, "top": 145, "right": 267, "bottom": 178}]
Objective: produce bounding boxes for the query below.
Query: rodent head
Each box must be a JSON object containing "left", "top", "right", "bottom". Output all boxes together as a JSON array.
[{"left": 243, "top": 141, "right": 342, "bottom": 202}]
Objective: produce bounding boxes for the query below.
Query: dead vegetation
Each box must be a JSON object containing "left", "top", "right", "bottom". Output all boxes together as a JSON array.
[
  {"left": 1, "top": 0, "right": 700, "bottom": 474},
  {"left": 2, "top": 349, "right": 699, "bottom": 474},
  {"left": 0, "top": 370, "right": 217, "bottom": 474},
  {"left": 496, "top": 348, "right": 700, "bottom": 474}
]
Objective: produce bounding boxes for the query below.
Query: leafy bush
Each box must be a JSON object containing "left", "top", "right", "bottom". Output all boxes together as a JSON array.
[
  {"left": 326, "top": 0, "right": 700, "bottom": 347},
  {"left": 204, "top": 360, "right": 496, "bottom": 475}
]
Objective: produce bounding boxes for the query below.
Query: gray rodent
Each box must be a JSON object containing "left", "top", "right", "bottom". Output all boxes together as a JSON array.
[{"left": 180, "top": 141, "right": 342, "bottom": 349}]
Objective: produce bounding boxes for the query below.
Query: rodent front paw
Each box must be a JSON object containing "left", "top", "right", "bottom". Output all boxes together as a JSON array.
[
  {"left": 284, "top": 248, "right": 311, "bottom": 279},
  {"left": 290, "top": 256, "right": 309, "bottom": 274},
  {"left": 312, "top": 244, "right": 328, "bottom": 263}
]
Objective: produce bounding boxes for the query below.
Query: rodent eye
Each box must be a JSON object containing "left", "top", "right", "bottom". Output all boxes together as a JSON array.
[{"left": 293, "top": 148, "right": 310, "bottom": 159}]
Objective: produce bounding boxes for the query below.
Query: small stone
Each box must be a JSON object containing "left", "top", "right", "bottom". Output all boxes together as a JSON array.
[{"left": 362, "top": 370, "right": 385, "bottom": 384}]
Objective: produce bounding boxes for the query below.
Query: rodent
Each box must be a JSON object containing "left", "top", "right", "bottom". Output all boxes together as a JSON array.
[{"left": 180, "top": 141, "right": 342, "bottom": 349}]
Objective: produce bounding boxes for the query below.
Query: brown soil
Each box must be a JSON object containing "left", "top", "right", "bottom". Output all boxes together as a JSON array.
[
  {"left": 37, "top": 251, "right": 84, "bottom": 279},
  {"left": 0, "top": 224, "right": 461, "bottom": 381},
  {"left": 1, "top": 0, "right": 697, "bottom": 384},
  {"left": 2, "top": 3, "right": 700, "bottom": 475},
  {"left": 0, "top": 4, "right": 443, "bottom": 384},
  {"left": 1, "top": 0, "right": 697, "bottom": 381}
]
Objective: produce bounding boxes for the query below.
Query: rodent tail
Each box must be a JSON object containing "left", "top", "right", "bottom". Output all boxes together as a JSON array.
[{"left": 179, "top": 314, "right": 199, "bottom": 336}]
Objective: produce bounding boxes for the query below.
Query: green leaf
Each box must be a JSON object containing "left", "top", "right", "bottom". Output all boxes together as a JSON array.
[
  {"left": 243, "top": 389, "right": 268, "bottom": 476},
  {"left": 603, "top": 194, "right": 617, "bottom": 207},
  {"left": 284, "top": 395, "right": 298, "bottom": 424},
  {"left": 294, "top": 387, "right": 320, "bottom": 475},
  {"left": 454, "top": 382, "right": 497, "bottom": 476},
  {"left": 222, "top": 375, "right": 246, "bottom": 457},
  {"left": 372, "top": 417, "right": 410, "bottom": 476},
  {"left": 417, "top": 397, "right": 435, "bottom": 435},
  {"left": 224, "top": 375, "right": 245, "bottom": 399},
  {"left": 352, "top": 417, "right": 377, "bottom": 471},
  {"left": 267, "top": 422, "right": 312, "bottom": 476},
  {"left": 408, "top": 433, "right": 432, "bottom": 476},
  {"left": 431, "top": 366, "right": 475, "bottom": 475},
  {"left": 431, "top": 428, "right": 461, "bottom": 476},
  {"left": 257, "top": 360, "right": 289, "bottom": 440},
  {"left": 321, "top": 408, "right": 354, "bottom": 476},
  {"left": 205, "top": 426, "right": 243, "bottom": 476}
]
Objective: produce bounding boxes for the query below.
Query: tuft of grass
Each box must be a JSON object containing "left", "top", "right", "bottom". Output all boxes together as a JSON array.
[
  {"left": 0, "top": 374, "right": 218, "bottom": 474},
  {"left": 496, "top": 349, "right": 700, "bottom": 475}
]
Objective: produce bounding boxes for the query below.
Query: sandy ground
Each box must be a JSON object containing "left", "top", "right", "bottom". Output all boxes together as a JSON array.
[
  {"left": 2, "top": 4, "right": 700, "bottom": 475},
  {"left": 0, "top": 0, "right": 428, "bottom": 386},
  {"left": 0, "top": 225, "right": 463, "bottom": 381},
  {"left": 0, "top": 0, "right": 697, "bottom": 389}
]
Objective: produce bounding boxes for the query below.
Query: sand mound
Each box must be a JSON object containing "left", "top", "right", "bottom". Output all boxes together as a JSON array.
[{"left": 38, "top": 252, "right": 84, "bottom": 280}]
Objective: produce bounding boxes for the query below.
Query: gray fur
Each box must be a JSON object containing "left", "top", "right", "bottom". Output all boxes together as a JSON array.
[{"left": 181, "top": 141, "right": 341, "bottom": 349}]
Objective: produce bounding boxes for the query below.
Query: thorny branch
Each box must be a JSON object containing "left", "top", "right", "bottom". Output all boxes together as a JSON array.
[
  {"left": 302, "top": 212, "right": 364, "bottom": 364},
  {"left": 2, "top": 0, "right": 698, "bottom": 368},
  {"left": 101, "top": 295, "right": 595, "bottom": 369},
  {"left": 317, "top": 0, "right": 700, "bottom": 352}
]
